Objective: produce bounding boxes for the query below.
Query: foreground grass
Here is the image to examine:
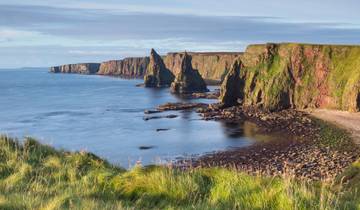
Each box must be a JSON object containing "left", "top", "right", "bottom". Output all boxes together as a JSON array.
[{"left": 0, "top": 136, "right": 359, "bottom": 210}]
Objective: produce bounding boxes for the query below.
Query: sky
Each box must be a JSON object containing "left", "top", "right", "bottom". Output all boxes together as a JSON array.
[{"left": 0, "top": 0, "right": 360, "bottom": 68}]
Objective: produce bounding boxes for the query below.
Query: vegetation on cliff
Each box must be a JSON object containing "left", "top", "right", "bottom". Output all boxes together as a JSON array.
[
  {"left": 144, "top": 49, "right": 175, "bottom": 88},
  {"left": 220, "top": 43, "right": 360, "bottom": 112},
  {"left": 0, "top": 135, "right": 359, "bottom": 209},
  {"left": 171, "top": 52, "right": 209, "bottom": 94}
]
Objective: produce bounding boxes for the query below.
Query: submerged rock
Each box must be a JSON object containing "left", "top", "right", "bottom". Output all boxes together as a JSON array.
[
  {"left": 138, "top": 145, "right": 155, "bottom": 150},
  {"left": 170, "top": 52, "right": 209, "bottom": 94},
  {"left": 144, "top": 49, "right": 175, "bottom": 87}
]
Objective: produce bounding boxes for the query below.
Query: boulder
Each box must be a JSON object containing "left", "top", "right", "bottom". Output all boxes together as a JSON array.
[
  {"left": 170, "top": 52, "right": 209, "bottom": 94},
  {"left": 144, "top": 49, "right": 175, "bottom": 87}
]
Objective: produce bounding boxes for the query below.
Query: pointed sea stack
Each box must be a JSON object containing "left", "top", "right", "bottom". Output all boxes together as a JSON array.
[
  {"left": 144, "top": 49, "right": 175, "bottom": 87},
  {"left": 170, "top": 52, "right": 209, "bottom": 94}
]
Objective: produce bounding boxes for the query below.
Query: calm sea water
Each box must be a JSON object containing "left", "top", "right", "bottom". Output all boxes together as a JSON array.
[{"left": 0, "top": 68, "right": 276, "bottom": 167}]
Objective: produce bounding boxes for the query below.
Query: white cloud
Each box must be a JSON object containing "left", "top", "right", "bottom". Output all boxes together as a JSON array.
[
  {"left": 0, "top": 28, "right": 41, "bottom": 42},
  {"left": 0, "top": 28, "right": 246, "bottom": 52}
]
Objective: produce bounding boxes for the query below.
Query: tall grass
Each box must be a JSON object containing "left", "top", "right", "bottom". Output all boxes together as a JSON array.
[{"left": 0, "top": 135, "right": 359, "bottom": 210}]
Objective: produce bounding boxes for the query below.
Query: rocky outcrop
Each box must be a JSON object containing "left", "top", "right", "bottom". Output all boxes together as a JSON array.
[
  {"left": 49, "top": 63, "right": 100, "bottom": 74},
  {"left": 220, "top": 43, "right": 360, "bottom": 112},
  {"left": 98, "top": 57, "right": 149, "bottom": 78},
  {"left": 144, "top": 49, "right": 175, "bottom": 87},
  {"left": 164, "top": 52, "right": 241, "bottom": 82},
  {"left": 170, "top": 52, "right": 209, "bottom": 94}
]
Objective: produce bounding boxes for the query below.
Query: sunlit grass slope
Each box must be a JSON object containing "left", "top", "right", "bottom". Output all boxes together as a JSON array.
[{"left": 0, "top": 135, "right": 359, "bottom": 210}]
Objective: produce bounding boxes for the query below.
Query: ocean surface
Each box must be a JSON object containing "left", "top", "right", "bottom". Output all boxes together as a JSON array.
[{"left": 0, "top": 68, "right": 281, "bottom": 168}]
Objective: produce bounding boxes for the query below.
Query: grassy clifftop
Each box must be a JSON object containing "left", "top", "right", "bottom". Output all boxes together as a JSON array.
[
  {"left": 0, "top": 135, "right": 359, "bottom": 209},
  {"left": 221, "top": 43, "right": 360, "bottom": 112}
]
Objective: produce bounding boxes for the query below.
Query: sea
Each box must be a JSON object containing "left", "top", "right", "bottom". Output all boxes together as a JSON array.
[{"left": 0, "top": 68, "right": 281, "bottom": 168}]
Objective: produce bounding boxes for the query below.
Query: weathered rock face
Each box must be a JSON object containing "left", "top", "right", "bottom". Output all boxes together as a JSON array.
[
  {"left": 98, "top": 57, "right": 150, "bottom": 78},
  {"left": 170, "top": 52, "right": 209, "bottom": 94},
  {"left": 49, "top": 63, "right": 100, "bottom": 74},
  {"left": 164, "top": 52, "right": 241, "bottom": 82},
  {"left": 50, "top": 52, "right": 241, "bottom": 81},
  {"left": 220, "top": 43, "right": 360, "bottom": 112},
  {"left": 144, "top": 49, "right": 175, "bottom": 87}
]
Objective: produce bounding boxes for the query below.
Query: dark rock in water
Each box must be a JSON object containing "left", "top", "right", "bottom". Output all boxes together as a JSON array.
[
  {"left": 143, "top": 114, "right": 178, "bottom": 121},
  {"left": 157, "top": 102, "right": 209, "bottom": 111},
  {"left": 144, "top": 49, "right": 175, "bottom": 87},
  {"left": 170, "top": 52, "right": 209, "bottom": 94},
  {"left": 156, "top": 128, "right": 170, "bottom": 132},
  {"left": 136, "top": 83, "right": 145, "bottom": 87},
  {"left": 165, "top": 114, "right": 178, "bottom": 119},
  {"left": 191, "top": 91, "right": 220, "bottom": 99},
  {"left": 138, "top": 145, "right": 155, "bottom": 150},
  {"left": 144, "top": 109, "right": 162, "bottom": 114}
]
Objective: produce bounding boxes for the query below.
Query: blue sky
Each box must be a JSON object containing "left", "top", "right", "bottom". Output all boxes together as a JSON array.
[{"left": 0, "top": 0, "right": 360, "bottom": 68}]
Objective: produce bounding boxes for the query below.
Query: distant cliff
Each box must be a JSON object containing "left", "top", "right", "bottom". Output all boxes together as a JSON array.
[
  {"left": 49, "top": 63, "right": 100, "bottom": 74},
  {"left": 220, "top": 43, "right": 360, "bottom": 112},
  {"left": 164, "top": 52, "right": 242, "bottom": 82},
  {"left": 50, "top": 52, "right": 241, "bottom": 81},
  {"left": 98, "top": 57, "right": 150, "bottom": 78}
]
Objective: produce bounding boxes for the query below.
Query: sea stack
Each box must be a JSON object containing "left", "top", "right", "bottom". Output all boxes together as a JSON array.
[
  {"left": 170, "top": 52, "right": 209, "bottom": 94},
  {"left": 144, "top": 49, "right": 175, "bottom": 87}
]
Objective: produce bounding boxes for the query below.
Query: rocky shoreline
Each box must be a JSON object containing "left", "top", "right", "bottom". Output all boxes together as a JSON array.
[{"left": 152, "top": 102, "right": 360, "bottom": 180}]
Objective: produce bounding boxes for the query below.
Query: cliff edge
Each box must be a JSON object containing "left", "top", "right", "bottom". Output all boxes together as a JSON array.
[{"left": 220, "top": 43, "right": 360, "bottom": 112}]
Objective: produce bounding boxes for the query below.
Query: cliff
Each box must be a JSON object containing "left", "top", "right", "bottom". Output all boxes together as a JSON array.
[
  {"left": 49, "top": 63, "right": 100, "bottom": 74},
  {"left": 50, "top": 52, "right": 241, "bottom": 81},
  {"left": 98, "top": 57, "right": 150, "bottom": 78},
  {"left": 164, "top": 52, "right": 242, "bottom": 82},
  {"left": 220, "top": 43, "right": 360, "bottom": 112}
]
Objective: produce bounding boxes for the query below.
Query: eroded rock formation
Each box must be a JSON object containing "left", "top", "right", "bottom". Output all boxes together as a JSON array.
[
  {"left": 170, "top": 52, "right": 209, "bottom": 94},
  {"left": 144, "top": 49, "right": 175, "bottom": 87},
  {"left": 49, "top": 63, "right": 100, "bottom": 74},
  {"left": 220, "top": 43, "right": 360, "bottom": 112}
]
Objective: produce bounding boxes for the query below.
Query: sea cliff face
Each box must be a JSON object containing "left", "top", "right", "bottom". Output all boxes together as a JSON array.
[
  {"left": 98, "top": 57, "right": 150, "bottom": 78},
  {"left": 164, "top": 52, "right": 242, "bottom": 82},
  {"left": 220, "top": 43, "right": 360, "bottom": 112},
  {"left": 49, "top": 63, "right": 100, "bottom": 74},
  {"left": 50, "top": 52, "right": 241, "bottom": 81}
]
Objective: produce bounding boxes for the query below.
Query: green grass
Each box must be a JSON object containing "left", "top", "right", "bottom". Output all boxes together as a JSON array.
[{"left": 0, "top": 135, "right": 359, "bottom": 209}]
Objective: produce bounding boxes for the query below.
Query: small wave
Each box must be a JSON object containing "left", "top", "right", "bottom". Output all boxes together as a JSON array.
[{"left": 40, "top": 111, "right": 91, "bottom": 118}]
